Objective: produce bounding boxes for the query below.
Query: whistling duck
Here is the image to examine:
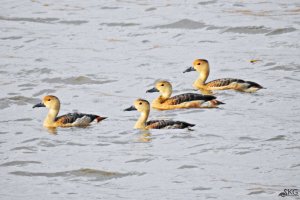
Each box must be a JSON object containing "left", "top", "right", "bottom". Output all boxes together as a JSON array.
[
  {"left": 33, "top": 95, "right": 106, "bottom": 128},
  {"left": 124, "top": 98, "right": 194, "bottom": 130},
  {"left": 183, "top": 59, "right": 264, "bottom": 93},
  {"left": 146, "top": 80, "right": 224, "bottom": 110}
]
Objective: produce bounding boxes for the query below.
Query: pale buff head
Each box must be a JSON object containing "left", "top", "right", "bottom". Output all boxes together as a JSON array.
[
  {"left": 192, "top": 59, "right": 209, "bottom": 72},
  {"left": 155, "top": 80, "right": 172, "bottom": 94},
  {"left": 134, "top": 98, "right": 150, "bottom": 113},
  {"left": 42, "top": 95, "right": 60, "bottom": 110}
]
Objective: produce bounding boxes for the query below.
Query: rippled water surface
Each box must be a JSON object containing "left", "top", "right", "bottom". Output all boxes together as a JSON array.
[{"left": 1, "top": 0, "right": 300, "bottom": 199}]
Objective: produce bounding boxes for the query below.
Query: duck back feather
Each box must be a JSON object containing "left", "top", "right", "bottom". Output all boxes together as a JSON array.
[
  {"left": 166, "top": 93, "right": 216, "bottom": 105},
  {"left": 146, "top": 120, "right": 195, "bottom": 129},
  {"left": 55, "top": 113, "right": 105, "bottom": 126}
]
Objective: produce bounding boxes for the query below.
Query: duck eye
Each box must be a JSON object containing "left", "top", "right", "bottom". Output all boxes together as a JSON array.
[
  {"left": 161, "top": 84, "right": 164, "bottom": 86},
  {"left": 47, "top": 99, "right": 51, "bottom": 101},
  {"left": 197, "top": 63, "right": 201, "bottom": 65},
  {"left": 139, "top": 102, "right": 142, "bottom": 105}
]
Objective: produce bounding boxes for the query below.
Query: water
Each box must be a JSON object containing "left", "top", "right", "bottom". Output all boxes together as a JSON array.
[{"left": 1, "top": 0, "right": 300, "bottom": 199}]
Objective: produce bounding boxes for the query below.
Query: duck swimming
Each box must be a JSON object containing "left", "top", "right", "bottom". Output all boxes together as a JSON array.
[
  {"left": 183, "top": 59, "right": 264, "bottom": 93},
  {"left": 146, "top": 80, "right": 224, "bottom": 110},
  {"left": 124, "top": 98, "right": 195, "bottom": 130},
  {"left": 33, "top": 95, "right": 106, "bottom": 128}
]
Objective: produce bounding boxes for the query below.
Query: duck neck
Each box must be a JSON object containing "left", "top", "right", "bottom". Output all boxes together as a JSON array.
[
  {"left": 194, "top": 68, "right": 209, "bottom": 87},
  {"left": 160, "top": 87, "right": 172, "bottom": 100},
  {"left": 44, "top": 108, "right": 59, "bottom": 127},
  {"left": 160, "top": 89, "right": 172, "bottom": 101},
  {"left": 134, "top": 110, "right": 149, "bottom": 129}
]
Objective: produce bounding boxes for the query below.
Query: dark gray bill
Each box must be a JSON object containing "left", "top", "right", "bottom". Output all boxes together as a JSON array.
[
  {"left": 183, "top": 66, "right": 196, "bottom": 73},
  {"left": 146, "top": 87, "right": 159, "bottom": 93},
  {"left": 124, "top": 105, "right": 137, "bottom": 111},
  {"left": 33, "top": 102, "right": 45, "bottom": 108}
]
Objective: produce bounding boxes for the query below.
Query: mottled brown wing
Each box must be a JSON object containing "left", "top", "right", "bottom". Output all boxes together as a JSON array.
[
  {"left": 165, "top": 93, "right": 216, "bottom": 105},
  {"left": 55, "top": 113, "right": 100, "bottom": 124},
  {"left": 146, "top": 120, "right": 195, "bottom": 129},
  {"left": 206, "top": 78, "right": 245, "bottom": 88}
]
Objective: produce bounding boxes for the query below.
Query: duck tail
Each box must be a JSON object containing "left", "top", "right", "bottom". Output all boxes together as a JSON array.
[
  {"left": 212, "top": 99, "right": 225, "bottom": 105},
  {"left": 246, "top": 81, "right": 264, "bottom": 89},
  {"left": 96, "top": 116, "right": 107, "bottom": 122},
  {"left": 188, "top": 123, "right": 195, "bottom": 127}
]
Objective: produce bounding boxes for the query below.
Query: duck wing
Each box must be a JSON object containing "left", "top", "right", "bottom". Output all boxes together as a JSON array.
[
  {"left": 56, "top": 113, "right": 106, "bottom": 126},
  {"left": 165, "top": 93, "right": 216, "bottom": 105},
  {"left": 205, "top": 78, "right": 245, "bottom": 88},
  {"left": 146, "top": 120, "right": 195, "bottom": 129}
]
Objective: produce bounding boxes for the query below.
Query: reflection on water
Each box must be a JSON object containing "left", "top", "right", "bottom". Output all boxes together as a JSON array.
[
  {"left": 0, "top": 0, "right": 300, "bottom": 199},
  {"left": 10, "top": 168, "right": 139, "bottom": 180},
  {"left": 46, "top": 127, "right": 58, "bottom": 135},
  {"left": 137, "top": 131, "right": 152, "bottom": 143}
]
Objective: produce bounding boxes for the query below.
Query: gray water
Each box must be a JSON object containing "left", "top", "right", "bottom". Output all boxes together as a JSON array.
[{"left": 0, "top": 0, "right": 300, "bottom": 199}]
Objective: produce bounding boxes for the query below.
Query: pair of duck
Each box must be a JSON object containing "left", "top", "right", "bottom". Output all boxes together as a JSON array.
[{"left": 33, "top": 59, "right": 264, "bottom": 130}]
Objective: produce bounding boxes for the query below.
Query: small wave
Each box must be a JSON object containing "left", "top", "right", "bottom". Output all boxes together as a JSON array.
[
  {"left": 222, "top": 26, "right": 271, "bottom": 34},
  {"left": 14, "top": 118, "right": 32, "bottom": 122},
  {"left": 10, "top": 168, "right": 143, "bottom": 181},
  {"left": 265, "top": 135, "right": 285, "bottom": 141},
  {"left": 266, "top": 27, "right": 296, "bottom": 36},
  {"left": 247, "top": 190, "right": 267, "bottom": 195},
  {"left": 145, "top": 7, "right": 156, "bottom": 12},
  {"left": 0, "top": 16, "right": 59, "bottom": 24},
  {"left": 198, "top": 0, "right": 217, "bottom": 5},
  {"left": 0, "top": 161, "right": 41, "bottom": 167},
  {"left": 18, "top": 67, "right": 52, "bottom": 75},
  {"left": 65, "top": 142, "right": 87, "bottom": 146},
  {"left": 33, "top": 89, "right": 57, "bottom": 97},
  {"left": 10, "top": 146, "right": 37, "bottom": 152},
  {"left": 192, "top": 186, "right": 212, "bottom": 191},
  {"left": 0, "top": 36, "right": 22, "bottom": 40},
  {"left": 125, "top": 158, "right": 152, "bottom": 163},
  {"left": 290, "top": 163, "right": 300, "bottom": 168},
  {"left": 42, "top": 76, "right": 116, "bottom": 85},
  {"left": 59, "top": 20, "right": 88, "bottom": 25},
  {"left": 238, "top": 136, "right": 259, "bottom": 141},
  {"left": 178, "top": 165, "right": 198, "bottom": 169},
  {"left": 285, "top": 146, "right": 300, "bottom": 150},
  {"left": 151, "top": 19, "right": 206, "bottom": 29},
  {"left": 101, "top": 22, "right": 140, "bottom": 27},
  {"left": 0, "top": 96, "right": 39, "bottom": 109},
  {"left": 235, "top": 151, "right": 253, "bottom": 155},
  {"left": 101, "top": 6, "right": 120, "bottom": 10},
  {"left": 267, "top": 65, "right": 299, "bottom": 72}
]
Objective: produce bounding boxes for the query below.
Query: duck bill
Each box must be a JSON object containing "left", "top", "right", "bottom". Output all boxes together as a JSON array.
[
  {"left": 33, "top": 102, "right": 46, "bottom": 108},
  {"left": 124, "top": 105, "right": 137, "bottom": 111},
  {"left": 146, "top": 87, "right": 159, "bottom": 93},
  {"left": 183, "top": 66, "right": 196, "bottom": 73}
]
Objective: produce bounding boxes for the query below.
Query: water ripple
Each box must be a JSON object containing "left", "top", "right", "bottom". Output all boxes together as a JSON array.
[
  {"left": 178, "top": 165, "right": 198, "bottom": 169},
  {"left": 266, "top": 27, "right": 297, "bottom": 35},
  {"left": 0, "top": 16, "right": 59, "bottom": 24},
  {"left": 265, "top": 135, "right": 286, "bottom": 141},
  {"left": 0, "top": 161, "right": 41, "bottom": 167},
  {"left": 222, "top": 26, "right": 271, "bottom": 34},
  {"left": 152, "top": 19, "right": 206, "bottom": 29},
  {"left": 101, "top": 22, "right": 140, "bottom": 27},
  {"left": 42, "top": 76, "right": 116, "bottom": 85},
  {"left": 0, "top": 96, "right": 39, "bottom": 109},
  {"left": 10, "top": 168, "right": 143, "bottom": 181}
]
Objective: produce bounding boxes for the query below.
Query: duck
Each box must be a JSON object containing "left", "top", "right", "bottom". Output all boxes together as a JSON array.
[
  {"left": 146, "top": 80, "right": 224, "bottom": 110},
  {"left": 183, "top": 59, "right": 264, "bottom": 93},
  {"left": 124, "top": 98, "right": 195, "bottom": 130},
  {"left": 33, "top": 95, "right": 106, "bottom": 128}
]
